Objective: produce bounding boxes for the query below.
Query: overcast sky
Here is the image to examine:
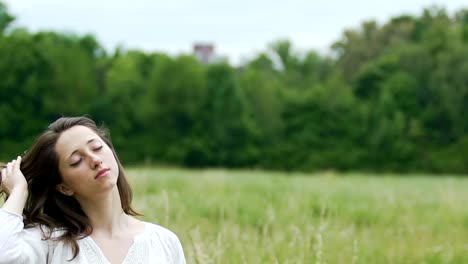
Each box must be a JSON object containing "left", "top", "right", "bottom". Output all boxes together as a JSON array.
[{"left": 3, "top": 0, "right": 467, "bottom": 64}]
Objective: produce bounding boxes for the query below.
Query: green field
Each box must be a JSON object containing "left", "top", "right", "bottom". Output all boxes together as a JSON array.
[{"left": 128, "top": 168, "right": 468, "bottom": 264}]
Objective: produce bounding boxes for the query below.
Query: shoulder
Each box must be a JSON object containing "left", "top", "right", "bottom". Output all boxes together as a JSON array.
[
  {"left": 141, "top": 222, "right": 186, "bottom": 263},
  {"left": 142, "top": 221, "right": 182, "bottom": 243}
]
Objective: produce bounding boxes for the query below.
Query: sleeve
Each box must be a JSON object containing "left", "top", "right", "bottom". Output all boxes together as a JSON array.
[
  {"left": 0, "top": 209, "right": 48, "bottom": 264},
  {"left": 167, "top": 231, "right": 186, "bottom": 264}
]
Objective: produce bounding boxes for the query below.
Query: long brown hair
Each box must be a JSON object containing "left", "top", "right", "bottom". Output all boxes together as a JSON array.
[
  {"left": 0, "top": 162, "right": 6, "bottom": 200},
  {"left": 2, "top": 116, "right": 139, "bottom": 259}
]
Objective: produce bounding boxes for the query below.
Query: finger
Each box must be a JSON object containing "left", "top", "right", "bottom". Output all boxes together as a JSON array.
[
  {"left": 6, "top": 162, "right": 12, "bottom": 175},
  {"left": 9, "top": 160, "right": 16, "bottom": 175},
  {"left": 14, "top": 156, "right": 21, "bottom": 170}
]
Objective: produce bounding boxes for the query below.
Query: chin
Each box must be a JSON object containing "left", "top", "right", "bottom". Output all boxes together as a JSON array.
[{"left": 100, "top": 181, "right": 118, "bottom": 193}]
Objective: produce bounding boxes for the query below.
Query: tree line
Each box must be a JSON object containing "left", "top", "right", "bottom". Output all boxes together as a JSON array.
[{"left": 1, "top": 3, "right": 468, "bottom": 174}]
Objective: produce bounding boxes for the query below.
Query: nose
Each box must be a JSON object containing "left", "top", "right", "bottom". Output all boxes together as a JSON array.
[{"left": 89, "top": 153, "right": 103, "bottom": 168}]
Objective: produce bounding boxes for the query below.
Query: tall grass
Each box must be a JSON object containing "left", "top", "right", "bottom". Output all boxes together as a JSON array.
[{"left": 128, "top": 168, "right": 468, "bottom": 263}]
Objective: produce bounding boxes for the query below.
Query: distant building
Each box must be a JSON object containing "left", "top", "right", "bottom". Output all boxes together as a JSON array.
[{"left": 193, "top": 43, "right": 227, "bottom": 64}]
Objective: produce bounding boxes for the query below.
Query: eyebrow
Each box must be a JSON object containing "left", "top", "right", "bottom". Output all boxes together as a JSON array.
[{"left": 67, "top": 138, "right": 98, "bottom": 159}]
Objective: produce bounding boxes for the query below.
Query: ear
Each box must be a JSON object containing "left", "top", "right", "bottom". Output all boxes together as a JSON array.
[{"left": 56, "top": 183, "right": 74, "bottom": 196}]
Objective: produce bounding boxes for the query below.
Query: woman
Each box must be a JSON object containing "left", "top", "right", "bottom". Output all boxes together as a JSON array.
[{"left": 0, "top": 116, "right": 186, "bottom": 264}]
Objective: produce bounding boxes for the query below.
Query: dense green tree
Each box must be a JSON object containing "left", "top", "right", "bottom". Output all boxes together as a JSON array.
[
  {"left": 144, "top": 55, "right": 207, "bottom": 164},
  {"left": 239, "top": 63, "right": 284, "bottom": 167},
  {"left": 0, "top": 1, "right": 13, "bottom": 35},
  {"left": 201, "top": 63, "right": 259, "bottom": 167},
  {"left": 1, "top": 0, "right": 468, "bottom": 173}
]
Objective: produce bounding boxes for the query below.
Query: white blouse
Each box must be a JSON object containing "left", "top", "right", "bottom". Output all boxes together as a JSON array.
[{"left": 0, "top": 209, "right": 186, "bottom": 264}]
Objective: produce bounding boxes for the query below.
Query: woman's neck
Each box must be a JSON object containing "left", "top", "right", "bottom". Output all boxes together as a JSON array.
[{"left": 76, "top": 187, "right": 131, "bottom": 237}]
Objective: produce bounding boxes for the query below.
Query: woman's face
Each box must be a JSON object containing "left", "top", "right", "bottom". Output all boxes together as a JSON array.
[{"left": 54, "top": 125, "right": 119, "bottom": 199}]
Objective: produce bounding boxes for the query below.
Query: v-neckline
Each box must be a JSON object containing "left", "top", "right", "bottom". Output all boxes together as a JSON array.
[{"left": 84, "top": 222, "right": 147, "bottom": 264}]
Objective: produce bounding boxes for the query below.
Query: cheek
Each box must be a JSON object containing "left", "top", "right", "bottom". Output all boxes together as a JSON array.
[
  {"left": 104, "top": 149, "right": 118, "bottom": 166},
  {"left": 59, "top": 167, "right": 84, "bottom": 185}
]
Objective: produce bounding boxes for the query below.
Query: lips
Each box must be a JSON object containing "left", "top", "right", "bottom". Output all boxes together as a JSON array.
[{"left": 95, "top": 168, "right": 110, "bottom": 179}]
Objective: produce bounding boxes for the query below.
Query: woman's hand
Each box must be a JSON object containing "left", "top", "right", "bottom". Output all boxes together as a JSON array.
[
  {"left": 1, "top": 156, "right": 27, "bottom": 195},
  {"left": 1, "top": 156, "right": 28, "bottom": 215}
]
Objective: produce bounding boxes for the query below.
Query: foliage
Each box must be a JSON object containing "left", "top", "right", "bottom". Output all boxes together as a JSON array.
[{"left": 1, "top": 2, "right": 467, "bottom": 173}]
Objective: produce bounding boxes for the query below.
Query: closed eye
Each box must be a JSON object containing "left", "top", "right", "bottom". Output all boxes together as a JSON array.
[
  {"left": 70, "top": 158, "right": 82, "bottom": 167},
  {"left": 93, "top": 146, "right": 103, "bottom": 151}
]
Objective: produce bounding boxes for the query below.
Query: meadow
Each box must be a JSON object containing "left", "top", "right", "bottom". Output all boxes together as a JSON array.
[{"left": 128, "top": 168, "right": 468, "bottom": 264}]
